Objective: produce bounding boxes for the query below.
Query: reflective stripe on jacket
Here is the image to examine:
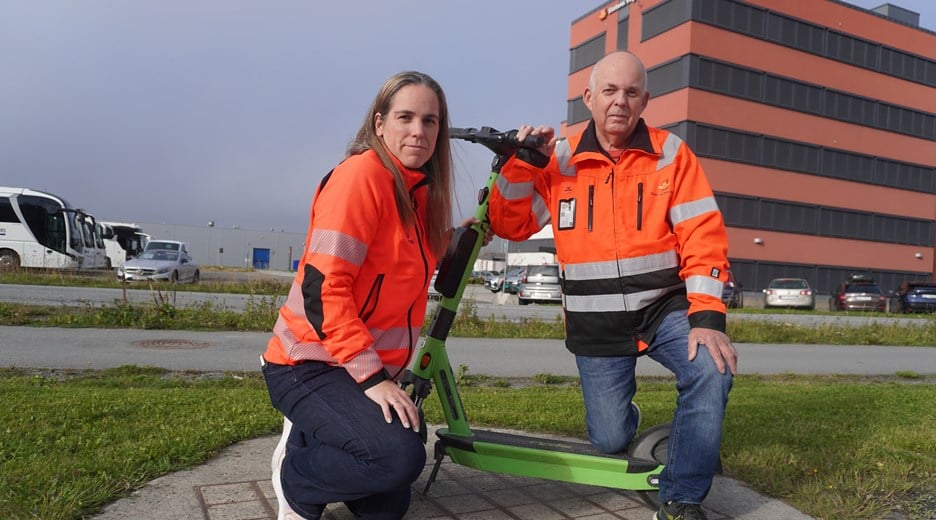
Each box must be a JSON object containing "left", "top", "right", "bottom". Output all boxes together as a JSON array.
[
  {"left": 263, "top": 150, "right": 436, "bottom": 384},
  {"left": 489, "top": 119, "right": 729, "bottom": 356}
]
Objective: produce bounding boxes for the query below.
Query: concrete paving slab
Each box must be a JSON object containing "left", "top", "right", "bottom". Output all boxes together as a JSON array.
[{"left": 92, "top": 426, "right": 813, "bottom": 520}]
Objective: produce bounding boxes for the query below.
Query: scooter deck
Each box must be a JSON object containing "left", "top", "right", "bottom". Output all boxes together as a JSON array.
[{"left": 434, "top": 427, "right": 662, "bottom": 491}]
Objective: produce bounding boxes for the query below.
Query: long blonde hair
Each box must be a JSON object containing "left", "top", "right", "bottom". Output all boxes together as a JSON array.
[{"left": 347, "top": 71, "right": 453, "bottom": 258}]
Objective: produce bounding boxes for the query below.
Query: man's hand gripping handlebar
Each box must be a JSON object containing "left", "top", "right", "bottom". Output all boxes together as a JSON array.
[{"left": 449, "top": 127, "right": 545, "bottom": 157}]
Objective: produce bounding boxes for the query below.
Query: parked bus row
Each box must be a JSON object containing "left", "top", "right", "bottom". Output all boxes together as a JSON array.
[{"left": 0, "top": 186, "right": 149, "bottom": 271}]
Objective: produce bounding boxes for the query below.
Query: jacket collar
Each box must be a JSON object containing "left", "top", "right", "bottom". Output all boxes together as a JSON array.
[
  {"left": 374, "top": 148, "right": 432, "bottom": 191},
  {"left": 574, "top": 118, "right": 655, "bottom": 159}
]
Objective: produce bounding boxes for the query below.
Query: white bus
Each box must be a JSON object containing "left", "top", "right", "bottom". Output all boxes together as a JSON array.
[
  {"left": 99, "top": 221, "right": 149, "bottom": 269},
  {"left": 79, "top": 213, "right": 110, "bottom": 269},
  {"left": 0, "top": 186, "right": 85, "bottom": 270}
]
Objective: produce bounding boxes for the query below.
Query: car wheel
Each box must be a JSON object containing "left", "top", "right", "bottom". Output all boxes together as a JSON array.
[
  {"left": 170, "top": 271, "right": 179, "bottom": 283},
  {"left": 192, "top": 270, "right": 200, "bottom": 284},
  {"left": 519, "top": 299, "right": 529, "bottom": 306}
]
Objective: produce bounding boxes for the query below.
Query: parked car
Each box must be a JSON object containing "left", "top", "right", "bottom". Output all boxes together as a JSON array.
[
  {"left": 721, "top": 270, "right": 743, "bottom": 309},
  {"left": 517, "top": 264, "right": 562, "bottom": 305},
  {"left": 117, "top": 248, "right": 200, "bottom": 283},
  {"left": 486, "top": 267, "right": 524, "bottom": 293},
  {"left": 890, "top": 280, "right": 936, "bottom": 313},
  {"left": 503, "top": 267, "right": 526, "bottom": 294},
  {"left": 763, "top": 277, "right": 815, "bottom": 310},
  {"left": 829, "top": 275, "right": 886, "bottom": 312}
]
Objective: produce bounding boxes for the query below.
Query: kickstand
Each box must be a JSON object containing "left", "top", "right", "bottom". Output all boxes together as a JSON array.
[{"left": 422, "top": 441, "right": 447, "bottom": 496}]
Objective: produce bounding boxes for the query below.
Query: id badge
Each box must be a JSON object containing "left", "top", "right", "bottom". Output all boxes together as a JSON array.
[{"left": 558, "top": 198, "right": 576, "bottom": 230}]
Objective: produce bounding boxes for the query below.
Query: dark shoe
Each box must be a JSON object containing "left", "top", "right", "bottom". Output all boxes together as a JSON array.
[{"left": 654, "top": 501, "right": 708, "bottom": 520}]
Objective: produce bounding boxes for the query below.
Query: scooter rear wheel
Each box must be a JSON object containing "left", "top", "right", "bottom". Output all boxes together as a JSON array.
[{"left": 627, "top": 423, "right": 670, "bottom": 509}]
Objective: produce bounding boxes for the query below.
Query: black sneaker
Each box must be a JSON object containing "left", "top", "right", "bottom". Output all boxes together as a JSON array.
[{"left": 654, "top": 501, "right": 708, "bottom": 520}]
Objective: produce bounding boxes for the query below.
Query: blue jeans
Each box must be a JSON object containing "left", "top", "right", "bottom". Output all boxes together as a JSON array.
[
  {"left": 575, "top": 310, "right": 733, "bottom": 504},
  {"left": 262, "top": 360, "right": 426, "bottom": 519}
]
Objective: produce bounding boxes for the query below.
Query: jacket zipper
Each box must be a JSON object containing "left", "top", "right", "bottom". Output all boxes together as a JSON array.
[
  {"left": 400, "top": 184, "right": 431, "bottom": 377},
  {"left": 587, "top": 185, "right": 594, "bottom": 232},
  {"left": 636, "top": 182, "right": 643, "bottom": 231},
  {"left": 358, "top": 274, "right": 385, "bottom": 323}
]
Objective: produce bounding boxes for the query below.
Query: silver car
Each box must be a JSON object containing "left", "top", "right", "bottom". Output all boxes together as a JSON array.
[
  {"left": 117, "top": 249, "right": 200, "bottom": 283},
  {"left": 763, "top": 278, "right": 814, "bottom": 310},
  {"left": 486, "top": 267, "right": 524, "bottom": 293},
  {"left": 517, "top": 264, "right": 562, "bottom": 305}
]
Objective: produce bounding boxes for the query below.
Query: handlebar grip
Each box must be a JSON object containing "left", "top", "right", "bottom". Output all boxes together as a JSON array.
[{"left": 504, "top": 129, "right": 545, "bottom": 150}]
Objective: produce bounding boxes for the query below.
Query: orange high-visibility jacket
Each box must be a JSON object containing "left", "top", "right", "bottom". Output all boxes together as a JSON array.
[
  {"left": 489, "top": 119, "right": 730, "bottom": 356},
  {"left": 263, "top": 149, "right": 436, "bottom": 388}
]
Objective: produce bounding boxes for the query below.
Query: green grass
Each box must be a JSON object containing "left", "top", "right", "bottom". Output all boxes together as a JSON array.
[
  {"left": 0, "top": 368, "right": 933, "bottom": 520},
  {"left": 0, "top": 367, "right": 280, "bottom": 520}
]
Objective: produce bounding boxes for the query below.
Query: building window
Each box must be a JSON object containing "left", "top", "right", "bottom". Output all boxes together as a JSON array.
[
  {"left": 569, "top": 34, "right": 606, "bottom": 74},
  {"left": 827, "top": 30, "right": 879, "bottom": 70},
  {"left": 617, "top": 13, "right": 629, "bottom": 50},
  {"left": 686, "top": 121, "right": 934, "bottom": 194},
  {"left": 648, "top": 56, "right": 688, "bottom": 97},
  {"left": 654, "top": 54, "right": 936, "bottom": 141},
  {"left": 681, "top": 0, "right": 936, "bottom": 88},
  {"left": 642, "top": 0, "right": 691, "bottom": 40},
  {"left": 566, "top": 96, "right": 590, "bottom": 126},
  {"left": 717, "top": 193, "right": 934, "bottom": 247}
]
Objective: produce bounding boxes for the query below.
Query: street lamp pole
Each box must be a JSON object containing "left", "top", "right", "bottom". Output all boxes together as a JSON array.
[{"left": 207, "top": 220, "right": 215, "bottom": 267}]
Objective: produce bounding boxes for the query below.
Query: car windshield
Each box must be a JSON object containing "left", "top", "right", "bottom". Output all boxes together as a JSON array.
[
  {"left": 845, "top": 284, "right": 881, "bottom": 294},
  {"left": 770, "top": 279, "right": 808, "bottom": 289},
  {"left": 141, "top": 250, "right": 179, "bottom": 261},
  {"left": 146, "top": 242, "right": 180, "bottom": 251}
]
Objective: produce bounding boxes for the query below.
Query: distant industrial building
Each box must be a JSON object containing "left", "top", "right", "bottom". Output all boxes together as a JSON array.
[{"left": 138, "top": 221, "right": 305, "bottom": 272}]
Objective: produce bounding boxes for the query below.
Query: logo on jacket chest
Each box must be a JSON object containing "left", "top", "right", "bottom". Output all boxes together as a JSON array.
[{"left": 651, "top": 179, "right": 672, "bottom": 196}]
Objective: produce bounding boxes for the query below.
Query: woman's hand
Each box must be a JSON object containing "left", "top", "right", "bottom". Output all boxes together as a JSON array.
[
  {"left": 364, "top": 379, "right": 420, "bottom": 432},
  {"left": 461, "top": 217, "right": 494, "bottom": 246}
]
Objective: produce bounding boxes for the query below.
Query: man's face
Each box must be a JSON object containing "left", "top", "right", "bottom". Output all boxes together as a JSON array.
[{"left": 584, "top": 56, "right": 649, "bottom": 144}]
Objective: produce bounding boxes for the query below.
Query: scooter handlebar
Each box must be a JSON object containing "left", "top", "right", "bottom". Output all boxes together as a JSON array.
[{"left": 450, "top": 126, "right": 544, "bottom": 156}]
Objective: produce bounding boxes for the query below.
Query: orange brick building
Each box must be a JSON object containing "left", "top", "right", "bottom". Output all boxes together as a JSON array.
[{"left": 563, "top": 0, "right": 936, "bottom": 293}]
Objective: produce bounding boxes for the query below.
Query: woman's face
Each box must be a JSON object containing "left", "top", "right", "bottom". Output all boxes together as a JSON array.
[{"left": 375, "top": 84, "right": 440, "bottom": 169}]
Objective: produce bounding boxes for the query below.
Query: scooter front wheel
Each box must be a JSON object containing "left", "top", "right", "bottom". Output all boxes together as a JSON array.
[{"left": 627, "top": 423, "right": 670, "bottom": 510}]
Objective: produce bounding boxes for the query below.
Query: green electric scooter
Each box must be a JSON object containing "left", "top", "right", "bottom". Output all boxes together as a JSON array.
[{"left": 398, "top": 127, "right": 670, "bottom": 509}]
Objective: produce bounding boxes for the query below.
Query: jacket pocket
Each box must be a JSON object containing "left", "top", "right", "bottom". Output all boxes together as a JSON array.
[
  {"left": 359, "top": 274, "right": 385, "bottom": 323},
  {"left": 636, "top": 182, "right": 643, "bottom": 231}
]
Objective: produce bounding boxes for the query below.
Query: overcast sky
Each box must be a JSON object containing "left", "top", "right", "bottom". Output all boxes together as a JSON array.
[{"left": 1, "top": 1, "right": 932, "bottom": 233}]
